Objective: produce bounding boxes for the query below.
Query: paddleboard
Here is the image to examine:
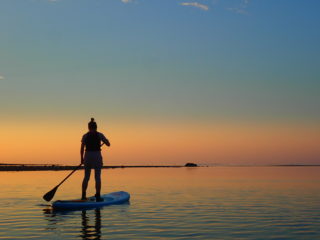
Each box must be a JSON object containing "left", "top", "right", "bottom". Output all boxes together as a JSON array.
[{"left": 52, "top": 191, "right": 130, "bottom": 209}]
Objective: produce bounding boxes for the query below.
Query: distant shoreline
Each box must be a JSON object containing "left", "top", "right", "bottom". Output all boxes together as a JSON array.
[
  {"left": 0, "top": 164, "right": 185, "bottom": 171},
  {"left": 0, "top": 164, "right": 319, "bottom": 171}
]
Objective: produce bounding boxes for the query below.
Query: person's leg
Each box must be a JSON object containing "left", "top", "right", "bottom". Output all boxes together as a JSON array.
[
  {"left": 94, "top": 167, "right": 102, "bottom": 197},
  {"left": 82, "top": 168, "right": 91, "bottom": 200},
  {"left": 93, "top": 151, "right": 103, "bottom": 202}
]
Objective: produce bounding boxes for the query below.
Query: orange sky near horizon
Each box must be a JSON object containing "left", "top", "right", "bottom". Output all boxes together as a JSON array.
[{"left": 1, "top": 120, "right": 319, "bottom": 165}]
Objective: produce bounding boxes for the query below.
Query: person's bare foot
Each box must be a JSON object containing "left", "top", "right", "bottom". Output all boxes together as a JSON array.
[
  {"left": 95, "top": 194, "right": 104, "bottom": 202},
  {"left": 81, "top": 192, "right": 87, "bottom": 200}
]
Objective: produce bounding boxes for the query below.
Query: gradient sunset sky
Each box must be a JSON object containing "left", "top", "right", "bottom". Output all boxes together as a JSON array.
[{"left": 0, "top": 0, "right": 319, "bottom": 165}]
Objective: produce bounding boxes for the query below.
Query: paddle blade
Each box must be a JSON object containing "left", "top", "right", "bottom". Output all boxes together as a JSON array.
[{"left": 43, "top": 186, "right": 58, "bottom": 202}]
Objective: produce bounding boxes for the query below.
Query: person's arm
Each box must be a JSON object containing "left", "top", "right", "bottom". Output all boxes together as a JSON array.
[
  {"left": 80, "top": 142, "right": 85, "bottom": 164},
  {"left": 100, "top": 133, "right": 111, "bottom": 147}
]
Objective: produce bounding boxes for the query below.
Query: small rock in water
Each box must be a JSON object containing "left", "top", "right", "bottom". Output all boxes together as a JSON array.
[{"left": 185, "top": 163, "right": 197, "bottom": 167}]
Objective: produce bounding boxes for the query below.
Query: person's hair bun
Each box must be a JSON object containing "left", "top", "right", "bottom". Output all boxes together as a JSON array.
[{"left": 88, "top": 118, "right": 97, "bottom": 130}]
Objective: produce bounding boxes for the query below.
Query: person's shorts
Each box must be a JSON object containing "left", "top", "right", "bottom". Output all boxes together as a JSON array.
[{"left": 84, "top": 151, "right": 103, "bottom": 169}]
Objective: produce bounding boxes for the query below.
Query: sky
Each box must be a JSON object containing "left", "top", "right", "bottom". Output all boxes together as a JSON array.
[{"left": 0, "top": 0, "right": 319, "bottom": 165}]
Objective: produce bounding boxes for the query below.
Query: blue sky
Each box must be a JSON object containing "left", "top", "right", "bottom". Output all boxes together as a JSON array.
[{"left": 0, "top": 0, "right": 319, "bottom": 123}]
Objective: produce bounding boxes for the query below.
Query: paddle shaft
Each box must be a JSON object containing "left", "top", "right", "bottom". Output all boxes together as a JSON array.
[
  {"left": 56, "top": 163, "right": 82, "bottom": 188},
  {"left": 56, "top": 142, "right": 105, "bottom": 188},
  {"left": 43, "top": 142, "right": 106, "bottom": 201}
]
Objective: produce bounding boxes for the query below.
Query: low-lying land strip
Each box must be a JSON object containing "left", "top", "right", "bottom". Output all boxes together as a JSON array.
[{"left": 0, "top": 164, "right": 184, "bottom": 171}]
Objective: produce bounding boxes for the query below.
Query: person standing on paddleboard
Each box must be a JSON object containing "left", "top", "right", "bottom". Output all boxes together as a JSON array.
[{"left": 81, "top": 118, "right": 110, "bottom": 202}]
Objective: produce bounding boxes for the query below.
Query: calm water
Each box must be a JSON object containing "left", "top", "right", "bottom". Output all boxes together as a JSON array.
[{"left": 0, "top": 167, "right": 320, "bottom": 239}]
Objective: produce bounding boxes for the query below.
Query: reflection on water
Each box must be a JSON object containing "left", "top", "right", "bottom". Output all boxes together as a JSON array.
[
  {"left": 1, "top": 167, "right": 320, "bottom": 239},
  {"left": 81, "top": 209, "right": 101, "bottom": 240},
  {"left": 43, "top": 208, "right": 103, "bottom": 240}
]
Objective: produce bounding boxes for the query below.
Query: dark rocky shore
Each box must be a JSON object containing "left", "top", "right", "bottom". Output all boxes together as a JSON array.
[{"left": 0, "top": 164, "right": 187, "bottom": 171}]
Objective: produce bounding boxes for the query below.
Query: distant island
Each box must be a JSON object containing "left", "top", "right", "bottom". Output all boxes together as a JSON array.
[
  {"left": 185, "top": 163, "right": 198, "bottom": 167},
  {"left": 0, "top": 164, "right": 193, "bottom": 171}
]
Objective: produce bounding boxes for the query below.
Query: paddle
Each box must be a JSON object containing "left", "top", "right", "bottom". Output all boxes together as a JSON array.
[
  {"left": 43, "top": 142, "right": 105, "bottom": 202},
  {"left": 43, "top": 163, "right": 82, "bottom": 202}
]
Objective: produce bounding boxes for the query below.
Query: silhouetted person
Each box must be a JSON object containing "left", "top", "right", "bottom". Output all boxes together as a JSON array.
[{"left": 81, "top": 118, "right": 110, "bottom": 201}]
